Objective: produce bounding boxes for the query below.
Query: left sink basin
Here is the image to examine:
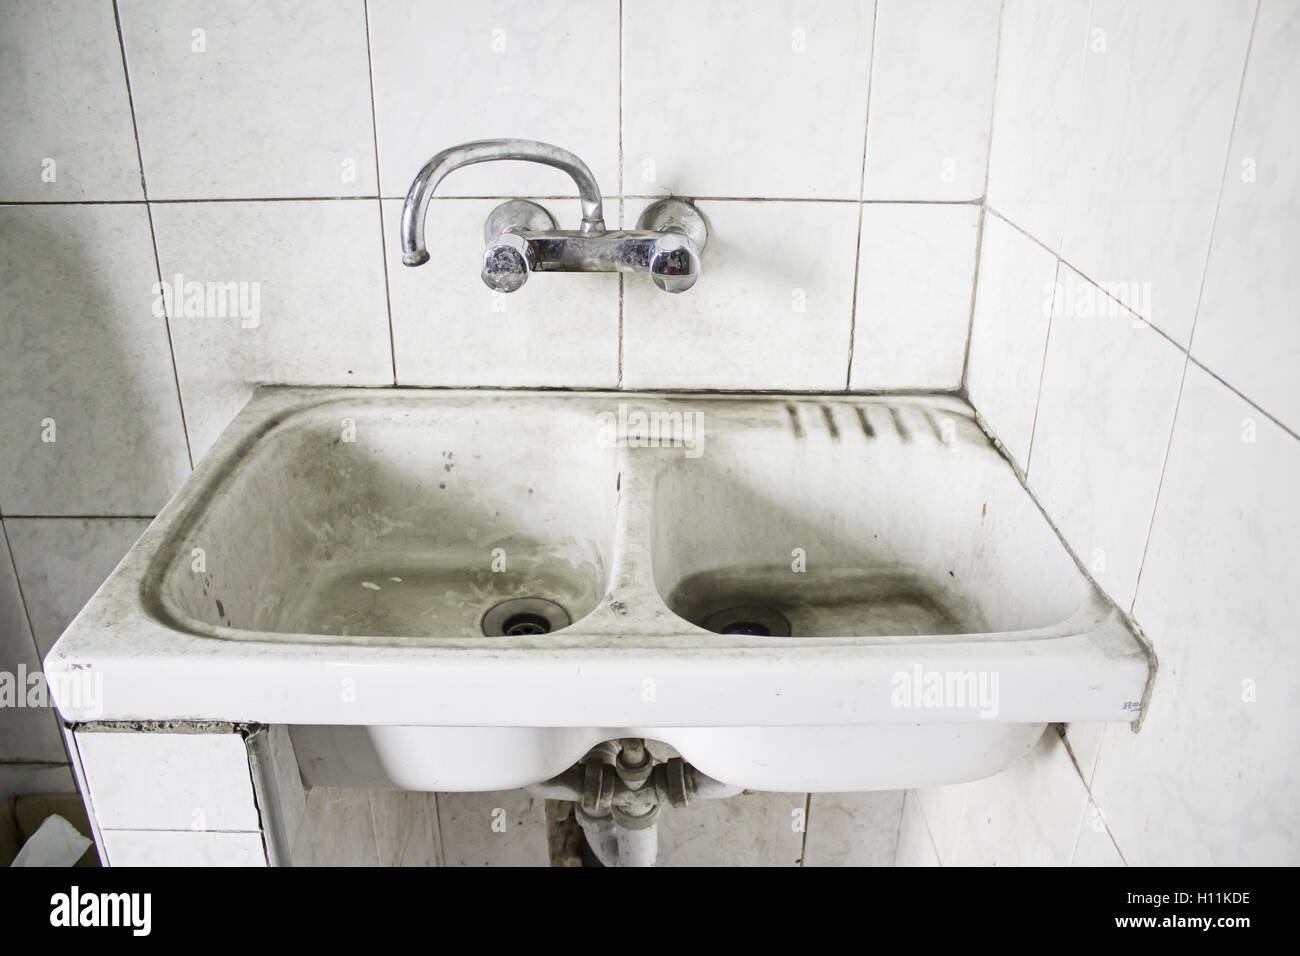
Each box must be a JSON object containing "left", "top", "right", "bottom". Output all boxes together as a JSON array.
[{"left": 148, "top": 394, "right": 618, "bottom": 640}]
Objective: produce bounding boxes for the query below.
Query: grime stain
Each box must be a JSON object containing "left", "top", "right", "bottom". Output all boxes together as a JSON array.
[
  {"left": 820, "top": 405, "right": 840, "bottom": 440},
  {"left": 785, "top": 403, "right": 803, "bottom": 438}
]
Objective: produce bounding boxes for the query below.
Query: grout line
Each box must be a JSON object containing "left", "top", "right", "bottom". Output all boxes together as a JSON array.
[
  {"left": 1, "top": 520, "right": 43, "bottom": 672},
  {"left": 111, "top": 0, "right": 194, "bottom": 472},
  {"left": 1185, "top": 354, "right": 1299, "bottom": 440},
  {"left": 0, "top": 195, "right": 387, "bottom": 206},
  {"left": 982, "top": 204, "right": 1059, "bottom": 257},
  {"left": 913, "top": 790, "right": 945, "bottom": 867},
  {"left": 889, "top": 791, "right": 907, "bottom": 867},
  {"left": 799, "top": 792, "right": 812, "bottom": 866},
  {"left": 980, "top": 0, "right": 1007, "bottom": 203},
  {"left": 258, "top": 382, "right": 966, "bottom": 398},
  {"left": 958, "top": 0, "right": 1006, "bottom": 396},
  {"left": 1060, "top": 726, "right": 1129, "bottom": 866},
  {"left": 957, "top": 205, "right": 988, "bottom": 395},
  {"left": 0, "top": 195, "right": 987, "bottom": 207},
  {"left": 1022, "top": 257, "right": 1064, "bottom": 476},
  {"left": 1128, "top": 0, "right": 1264, "bottom": 615},
  {"left": 843, "top": 0, "right": 880, "bottom": 389},
  {"left": 362, "top": 0, "right": 399, "bottom": 386},
  {"left": 429, "top": 794, "right": 447, "bottom": 867},
  {"left": 0, "top": 514, "right": 156, "bottom": 520},
  {"left": 617, "top": 0, "right": 625, "bottom": 389}
]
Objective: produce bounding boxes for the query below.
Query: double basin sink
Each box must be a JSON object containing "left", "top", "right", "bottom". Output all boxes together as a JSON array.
[{"left": 46, "top": 388, "right": 1151, "bottom": 792}]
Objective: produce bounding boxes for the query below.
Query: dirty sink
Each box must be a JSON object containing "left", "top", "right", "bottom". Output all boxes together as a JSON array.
[{"left": 45, "top": 387, "right": 1151, "bottom": 792}]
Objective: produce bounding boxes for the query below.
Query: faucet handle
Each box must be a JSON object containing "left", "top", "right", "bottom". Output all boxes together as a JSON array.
[
  {"left": 481, "top": 233, "right": 534, "bottom": 293},
  {"left": 636, "top": 198, "right": 708, "bottom": 294},
  {"left": 648, "top": 232, "right": 702, "bottom": 294},
  {"left": 480, "top": 200, "right": 557, "bottom": 293}
]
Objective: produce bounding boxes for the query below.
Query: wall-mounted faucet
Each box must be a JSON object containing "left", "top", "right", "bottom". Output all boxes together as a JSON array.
[{"left": 400, "top": 138, "right": 708, "bottom": 294}]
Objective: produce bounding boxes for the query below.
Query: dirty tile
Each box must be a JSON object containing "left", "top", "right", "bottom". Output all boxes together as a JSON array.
[
  {"left": 118, "top": 0, "right": 375, "bottom": 198},
  {"left": 0, "top": 0, "right": 142, "bottom": 201},
  {"left": 803, "top": 790, "right": 904, "bottom": 866},
  {"left": 0, "top": 205, "right": 191, "bottom": 515}
]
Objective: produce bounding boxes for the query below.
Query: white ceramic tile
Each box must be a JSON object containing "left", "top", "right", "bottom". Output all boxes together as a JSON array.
[
  {"left": 150, "top": 200, "right": 393, "bottom": 460},
  {"left": 622, "top": 0, "right": 874, "bottom": 199},
  {"left": 894, "top": 791, "right": 940, "bottom": 866},
  {"left": 436, "top": 789, "right": 548, "bottom": 867},
  {"left": 985, "top": 0, "right": 1092, "bottom": 249},
  {"left": 262, "top": 725, "right": 306, "bottom": 849},
  {"left": 1192, "top": 0, "right": 1300, "bottom": 433},
  {"left": 1057, "top": 0, "right": 1256, "bottom": 344},
  {"left": 383, "top": 199, "right": 620, "bottom": 387},
  {"left": 289, "top": 786, "right": 381, "bottom": 866},
  {"left": 862, "top": 0, "right": 1001, "bottom": 201},
  {"left": 1065, "top": 722, "right": 1107, "bottom": 787},
  {"left": 5, "top": 518, "right": 151, "bottom": 657},
  {"left": 917, "top": 729, "right": 1091, "bottom": 865},
  {"left": 117, "top": 0, "right": 375, "bottom": 199},
  {"left": 77, "top": 731, "right": 259, "bottom": 832},
  {"left": 0, "top": 523, "right": 65, "bottom": 763},
  {"left": 1027, "top": 264, "right": 1185, "bottom": 609},
  {"left": 622, "top": 200, "right": 860, "bottom": 389},
  {"left": 1071, "top": 801, "right": 1125, "bottom": 866},
  {"left": 0, "top": 0, "right": 142, "bottom": 201},
  {"left": 369, "top": 0, "right": 619, "bottom": 199},
  {"left": 0, "top": 762, "right": 76, "bottom": 798},
  {"left": 914, "top": 780, "right": 966, "bottom": 865},
  {"left": 803, "top": 790, "right": 904, "bottom": 866},
  {"left": 850, "top": 204, "right": 979, "bottom": 388},
  {"left": 370, "top": 790, "right": 440, "bottom": 867},
  {"left": 103, "top": 829, "right": 266, "bottom": 867},
  {"left": 656, "top": 791, "right": 805, "bottom": 867},
  {"left": 0, "top": 205, "right": 192, "bottom": 515},
  {"left": 965, "top": 214, "right": 1058, "bottom": 465},
  {"left": 1089, "top": 365, "right": 1300, "bottom": 864}
]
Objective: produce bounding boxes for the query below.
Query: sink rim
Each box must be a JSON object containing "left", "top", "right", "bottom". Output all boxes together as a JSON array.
[{"left": 43, "top": 385, "right": 1153, "bottom": 727}]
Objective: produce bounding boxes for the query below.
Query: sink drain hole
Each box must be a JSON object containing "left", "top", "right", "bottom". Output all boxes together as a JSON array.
[
  {"left": 482, "top": 597, "right": 571, "bottom": 637},
  {"left": 502, "top": 613, "right": 552, "bottom": 636},
  {"left": 702, "top": 604, "right": 792, "bottom": 637}
]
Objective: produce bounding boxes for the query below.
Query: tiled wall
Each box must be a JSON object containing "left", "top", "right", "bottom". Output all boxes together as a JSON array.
[
  {"left": 9, "top": 0, "right": 1290, "bottom": 868},
  {"left": 1, "top": 0, "right": 998, "bottom": 863},
  {"left": 905, "top": 0, "right": 1299, "bottom": 865}
]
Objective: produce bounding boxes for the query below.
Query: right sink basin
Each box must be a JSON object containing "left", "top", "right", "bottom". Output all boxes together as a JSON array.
[{"left": 652, "top": 398, "right": 1091, "bottom": 640}]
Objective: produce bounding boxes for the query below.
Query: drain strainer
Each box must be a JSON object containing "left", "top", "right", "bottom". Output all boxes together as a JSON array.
[
  {"left": 482, "top": 597, "right": 571, "bottom": 637},
  {"left": 702, "top": 604, "right": 792, "bottom": 637}
]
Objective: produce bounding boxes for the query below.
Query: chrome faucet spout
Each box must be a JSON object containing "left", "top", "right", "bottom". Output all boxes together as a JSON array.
[
  {"left": 400, "top": 138, "right": 605, "bottom": 266},
  {"left": 400, "top": 138, "right": 707, "bottom": 293}
]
